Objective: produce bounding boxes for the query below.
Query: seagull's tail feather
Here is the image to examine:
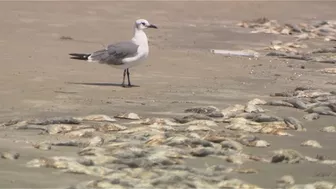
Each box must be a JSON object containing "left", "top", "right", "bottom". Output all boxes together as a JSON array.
[{"left": 69, "top": 53, "right": 91, "bottom": 60}]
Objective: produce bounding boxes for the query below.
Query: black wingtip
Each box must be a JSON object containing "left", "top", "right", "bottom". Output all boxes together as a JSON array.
[{"left": 69, "top": 53, "right": 91, "bottom": 60}]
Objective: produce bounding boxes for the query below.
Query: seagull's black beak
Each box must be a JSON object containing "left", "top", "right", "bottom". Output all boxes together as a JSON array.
[{"left": 148, "top": 24, "right": 158, "bottom": 29}]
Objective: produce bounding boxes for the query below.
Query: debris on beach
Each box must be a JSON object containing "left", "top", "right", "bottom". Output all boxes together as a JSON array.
[
  {"left": 266, "top": 87, "right": 336, "bottom": 117},
  {"left": 1, "top": 151, "right": 20, "bottom": 160},
  {"left": 115, "top": 112, "right": 141, "bottom": 120},
  {"left": 79, "top": 114, "right": 117, "bottom": 122},
  {"left": 303, "top": 113, "right": 320, "bottom": 121},
  {"left": 33, "top": 142, "right": 52, "bottom": 150},
  {"left": 265, "top": 41, "right": 307, "bottom": 53},
  {"left": 320, "top": 126, "right": 336, "bottom": 133},
  {"left": 237, "top": 18, "right": 336, "bottom": 64},
  {"left": 276, "top": 175, "right": 295, "bottom": 188},
  {"left": 271, "top": 149, "right": 304, "bottom": 164},
  {"left": 1, "top": 89, "right": 334, "bottom": 188},
  {"left": 318, "top": 67, "right": 336, "bottom": 74},
  {"left": 300, "top": 140, "right": 323, "bottom": 148},
  {"left": 210, "top": 49, "right": 260, "bottom": 58},
  {"left": 237, "top": 18, "right": 336, "bottom": 41}
]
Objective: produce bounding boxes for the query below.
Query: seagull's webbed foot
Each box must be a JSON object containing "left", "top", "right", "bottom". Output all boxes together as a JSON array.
[{"left": 122, "top": 84, "right": 133, "bottom": 88}]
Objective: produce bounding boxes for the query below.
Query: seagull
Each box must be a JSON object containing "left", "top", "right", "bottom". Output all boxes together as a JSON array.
[{"left": 69, "top": 19, "right": 158, "bottom": 88}]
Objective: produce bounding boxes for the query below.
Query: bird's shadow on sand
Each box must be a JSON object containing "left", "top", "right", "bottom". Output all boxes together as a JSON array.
[{"left": 66, "top": 82, "right": 140, "bottom": 88}]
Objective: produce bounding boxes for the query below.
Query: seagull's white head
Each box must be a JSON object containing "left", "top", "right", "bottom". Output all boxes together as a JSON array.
[{"left": 135, "top": 19, "right": 158, "bottom": 30}]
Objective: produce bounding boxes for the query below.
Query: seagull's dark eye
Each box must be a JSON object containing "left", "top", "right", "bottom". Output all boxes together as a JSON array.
[{"left": 141, "top": 22, "right": 146, "bottom": 26}]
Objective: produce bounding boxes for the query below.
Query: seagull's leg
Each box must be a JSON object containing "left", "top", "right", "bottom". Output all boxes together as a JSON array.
[
  {"left": 122, "top": 69, "right": 127, "bottom": 87},
  {"left": 126, "top": 68, "right": 132, "bottom": 87}
]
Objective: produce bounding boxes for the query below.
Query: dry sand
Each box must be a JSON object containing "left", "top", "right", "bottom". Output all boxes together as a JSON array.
[{"left": 0, "top": 1, "right": 336, "bottom": 188}]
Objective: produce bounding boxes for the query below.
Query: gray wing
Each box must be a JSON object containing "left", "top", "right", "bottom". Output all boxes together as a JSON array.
[{"left": 89, "top": 41, "right": 139, "bottom": 65}]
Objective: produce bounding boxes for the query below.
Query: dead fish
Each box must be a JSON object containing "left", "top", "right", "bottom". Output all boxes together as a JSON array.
[
  {"left": 221, "top": 139, "right": 243, "bottom": 151},
  {"left": 64, "top": 161, "right": 114, "bottom": 177},
  {"left": 64, "top": 128, "right": 96, "bottom": 138},
  {"left": 26, "top": 157, "right": 52, "bottom": 168},
  {"left": 225, "top": 154, "right": 246, "bottom": 165},
  {"left": 271, "top": 149, "right": 304, "bottom": 164},
  {"left": 182, "top": 120, "right": 218, "bottom": 127},
  {"left": 0, "top": 119, "right": 26, "bottom": 127},
  {"left": 244, "top": 104, "right": 265, "bottom": 113},
  {"left": 258, "top": 122, "right": 292, "bottom": 135},
  {"left": 227, "top": 117, "right": 289, "bottom": 135},
  {"left": 270, "top": 91, "right": 294, "bottom": 97},
  {"left": 238, "top": 135, "right": 270, "bottom": 147},
  {"left": 221, "top": 104, "right": 245, "bottom": 118},
  {"left": 234, "top": 112, "right": 258, "bottom": 119},
  {"left": 294, "top": 90, "right": 331, "bottom": 98},
  {"left": 47, "top": 124, "right": 75, "bottom": 134},
  {"left": 315, "top": 95, "right": 336, "bottom": 102},
  {"left": 115, "top": 112, "right": 141, "bottom": 120},
  {"left": 28, "top": 116, "right": 81, "bottom": 125},
  {"left": 82, "top": 179, "right": 127, "bottom": 189},
  {"left": 295, "top": 33, "right": 312, "bottom": 41},
  {"left": 306, "top": 106, "right": 336, "bottom": 116},
  {"left": 327, "top": 103, "right": 336, "bottom": 112},
  {"left": 207, "top": 111, "right": 225, "bottom": 118},
  {"left": 284, "top": 98, "right": 308, "bottom": 109},
  {"left": 303, "top": 113, "right": 320, "bottom": 121},
  {"left": 320, "top": 160, "right": 336, "bottom": 165},
  {"left": 313, "top": 181, "right": 336, "bottom": 189},
  {"left": 247, "top": 98, "right": 267, "bottom": 105},
  {"left": 285, "top": 23, "right": 302, "bottom": 33},
  {"left": 78, "top": 147, "right": 107, "bottom": 156},
  {"left": 184, "top": 106, "right": 220, "bottom": 114},
  {"left": 238, "top": 135, "right": 259, "bottom": 145},
  {"left": 284, "top": 117, "right": 305, "bottom": 131},
  {"left": 203, "top": 133, "right": 230, "bottom": 143},
  {"left": 190, "top": 147, "right": 215, "bottom": 157},
  {"left": 147, "top": 149, "right": 185, "bottom": 166},
  {"left": 113, "top": 147, "right": 148, "bottom": 160},
  {"left": 151, "top": 173, "right": 186, "bottom": 187},
  {"left": 236, "top": 168, "right": 258, "bottom": 174},
  {"left": 190, "top": 138, "right": 214, "bottom": 148},
  {"left": 301, "top": 140, "right": 322, "bottom": 148},
  {"left": 93, "top": 122, "right": 127, "bottom": 132},
  {"left": 127, "top": 118, "right": 179, "bottom": 126},
  {"left": 117, "top": 126, "right": 149, "bottom": 134},
  {"left": 16, "top": 124, "right": 47, "bottom": 131},
  {"left": 145, "top": 134, "right": 166, "bottom": 146},
  {"left": 188, "top": 132, "right": 202, "bottom": 139},
  {"left": 266, "top": 100, "right": 294, "bottom": 108},
  {"left": 218, "top": 178, "right": 262, "bottom": 189},
  {"left": 82, "top": 155, "right": 117, "bottom": 166},
  {"left": 226, "top": 117, "right": 260, "bottom": 133},
  {"left": 165, "top": 135, "right": 191, "bottom": 147},
  {"left": 289, "top": 184, "right": 318, "bottom": 189},
  {"left": 87, "top": 136, "right": 104, "bottom": 147},
  {"left": 276, "top": 175, "right": 295, "bottom": 188},
  {"left": 33, "top": 142, "right": 52, "bottom": 150},
  {"left": 252, "top": 114, "right": 283, "bottom": 122},
  {"left": 52, "top": 140, "right": 86, "bottom": 147},
  {"left": 266, "top": 41, "right": 307, "bottom": 53},
  {"left": 206, "top": 164, "right": 233, "bottom": 173},
  {"left": 320, "top": 126, "right": 336, "bottom": 133},
  {"left": 254, "top": 140, "right": 270, "bottom": 148},
  {"left": 149, "top": 123, "right": 176, "bottom": 131},
  {"left": 186, "top": 125, "right": 214, "bottom": 132},
  {"left": 1, "top": 151, "right": 20, "bottom": 160},
  {"left": 78, "top": 114, "right": 116, "bottom": 122},
  {"left": 174, "top": 114, "right": 211, "bottom": 124}
]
